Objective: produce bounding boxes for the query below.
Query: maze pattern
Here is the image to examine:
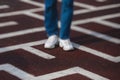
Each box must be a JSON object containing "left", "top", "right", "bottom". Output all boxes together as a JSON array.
[{"left": 0, "top": 0, "right": 120, "bottom": 80}]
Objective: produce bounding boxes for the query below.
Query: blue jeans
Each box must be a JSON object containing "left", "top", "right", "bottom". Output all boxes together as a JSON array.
[{"left": 44, "top": 0, "right": 73, "bottom": 39}]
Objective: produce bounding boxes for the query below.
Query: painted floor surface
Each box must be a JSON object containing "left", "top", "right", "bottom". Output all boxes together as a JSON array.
[{"left": 0, "top": 0, "right": 120, "bottom": 80}]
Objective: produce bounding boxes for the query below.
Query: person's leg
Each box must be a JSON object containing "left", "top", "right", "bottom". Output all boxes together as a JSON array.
[
  {"left": 44, "top": 0, "right": 58, "bottom": 37},
  {"left": 59, "top": 0, "right": 74, "bottom": 51},
  {"left": 60, "top": 0, "right": 73, "bottom": 39}
]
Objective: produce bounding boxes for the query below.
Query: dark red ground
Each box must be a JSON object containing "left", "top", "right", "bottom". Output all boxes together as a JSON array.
[{"left": 0, "top": 0, "right": 120, "bottom": 80}]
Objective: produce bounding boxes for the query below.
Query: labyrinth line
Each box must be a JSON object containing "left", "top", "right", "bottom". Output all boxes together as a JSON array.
[
  {"left": 72, "top": 13, "right": 120, "bottom": 25},
  {"left": 58, "top": 0, "right": 97, "bottom": 10},
  {"left": 0, "top": 5, "right": 9, "bottom": 9},
  {"left": 24, "top": 11, "right": 120, "bottom": 30},
  {"left": 0, "top": 39, "right": 119, "bottom": 63},
  {"left": 73, "top": 1, "right": 96, "bottom": 10},
  {"left": 34, "top": 67, "right": 109, "bottom": 80},
  {"left": 0, "top": 27, "right": 45, "bottom": 39},
  {"left": 1, "top": 2, "right": 119, "bottom": 18},
  {"left": 0, "top": 21, "right": 18, "bottom": 28},
  {"left": 94, "top": 13, "right": 120, "bottom": 20},
  {"left": 96, "top": 0, "right": 107, "bottom": 2},
  {"left": 0, "top": 64, "right": 109, "bottom": 80},
  {"left": 20, "top": 0, "right": 44, "bottom": 7},
  {"left": 95, "top": 20, "right": 120, "bottom": 29},
  {"left": 74, "top": 3, "right": 120, "bottom": 15},
  {"left": 22, "top": 46, "right": 55, "bottom": 59},
  {"left": 0, "top": 64, "right": 35, "bottom": 80},
  {"left": 0, "top": 1, "right": 119, "bottom": 80},
  {"left": 23, "top": 12, "right": 120, "bottom": 44},
  {"left": 72, "top": 25, "right": 120, "bottom": 44},
  {"left": 0, "top": 8, "right": 43, "bottom": 18},
  {"left": 73, "top": 42, "right": 120, "bottom": 63},
  {"left": 24, "top": 12, "right": 44, "bottom": 20},
  {"left": 0, "top": 39, "right": 46, "bottom": 53},
  {"left": 19, "top": 0, "right": 120, "bottom": 16}
]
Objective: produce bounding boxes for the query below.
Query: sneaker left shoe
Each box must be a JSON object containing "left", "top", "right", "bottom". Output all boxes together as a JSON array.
[
  {"left": 59, "top": 39, "right": 74, "bottom": 51},
  {"left": 44, "top": 35, "right": 59, "bottom": 49}
]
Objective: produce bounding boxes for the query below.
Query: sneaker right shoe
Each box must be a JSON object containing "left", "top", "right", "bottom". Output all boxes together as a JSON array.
[
  {"left": 59, "top": 39, "right": 74, "bottom": 51},
  {"left": 44, "top": 35, "right": 59, "bottom": 49}
]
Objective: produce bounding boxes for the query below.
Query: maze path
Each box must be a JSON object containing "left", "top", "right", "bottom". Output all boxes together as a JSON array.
[{"left": 0, "top": 0, "right": 120, "bottom": 80}]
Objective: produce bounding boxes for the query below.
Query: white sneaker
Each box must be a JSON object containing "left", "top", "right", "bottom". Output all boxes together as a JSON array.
[
  {"left": 59, "top": 39, "right": 74, "bottom": 51},
  {"left": 44, "top": 35, "right": 58, "bottom": 49}
]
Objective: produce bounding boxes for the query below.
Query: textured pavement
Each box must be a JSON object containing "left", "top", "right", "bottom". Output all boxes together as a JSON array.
[{"left": 0, "top": 0, "right": 120, "bottom": 80}]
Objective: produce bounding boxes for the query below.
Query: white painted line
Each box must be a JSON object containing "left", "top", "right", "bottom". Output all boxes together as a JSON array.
[
  {"left": 72, "top": 13, "right": 120, "bottom": 25},
  {"left": 0, "top": 27, "right": 45, "bottom": 39},
  {"left": 71, "top": 25, "right": 120, "bottom": 44},
  {"left": 74, "top": 3, "right": 120, "bottom": 15},
  {"left": 20, "top": 0, "right": 44, "bottom": 7},
  {"left": 71, "top": 13, "right": 120, "bottom": 44},
  {"left": 72, "top": 18, "right": 92, "bottom": 25},
  {"left": 34, "top": 67, "right": 77, "bottom": 80},
  {"left": 96, "top": 0, "right": 106, "bottom": 2},
  {"left": 0, "top": 5, "right": 9, "bottom": 9},
  {"left": 0, "top": 39, "right": 120, "bottom": 63},
  {"left": 72, "top": 42, "right": 120, "bottom": 63},
  {"left": 74, "top": 9, "right": 91, "bottom": 15},
  {"left": 74, "top": 2, "right": 97, "bottom": 10},
  {"left": 0, "top": 21, "right": 18, "bottom": 28},
  {"left": 0, "top": 8, "right": 43, "bottom": 17},
  {"left": 24, "top": 12, "right": 44, "bottom": 20},
  {"left": 74, "top": 4, "right": 120, "bottom": 15},
  {"left": 95, "top": 13, "right": 120, "bottom": 20},
  {"left": 26, "top": 7, "right": 44, "bottom": 12},
  {"left": 75, "top": 67, "right": 109, "bottom": 80},
  {"left": 0, "top": 39, "right": 46, "bottom": 53},
  {"left": 0, "top": 64, "right": 35, "bottom": 80},
  {"left": 22, "top": 46, "right": 55, "bottom": 59},
  {"left": 24, "top": 11, "right": 120, "bottom": 45},
  {"left": 34, "top": 67, "right": 109, "bottom": 80},
  {"left": 0, "top": 64, "right": 109, "bottom": 80},
  {"left": 95, "top": 20, "right": 120, "bottom": 29}
]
